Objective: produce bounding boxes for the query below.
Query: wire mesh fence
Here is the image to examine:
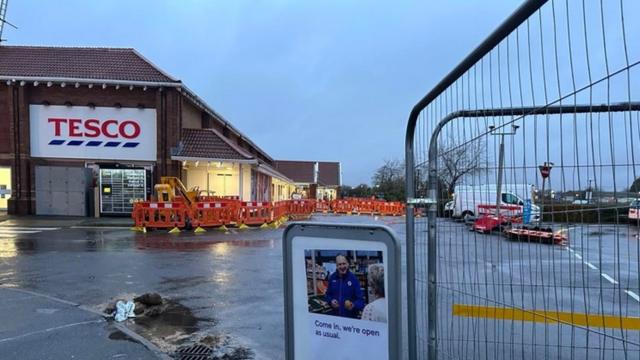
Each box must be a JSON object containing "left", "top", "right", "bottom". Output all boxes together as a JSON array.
[{"left": 405, "top": 0, "right": 640, "bottom": 359}]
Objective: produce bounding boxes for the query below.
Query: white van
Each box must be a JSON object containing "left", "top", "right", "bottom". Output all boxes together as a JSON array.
[{"left": 452, "top": 184, "right": 541, "bottom": 224}]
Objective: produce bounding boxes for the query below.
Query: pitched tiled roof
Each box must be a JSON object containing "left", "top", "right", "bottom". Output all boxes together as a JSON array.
[
  {"left": 318, "top": 162, "right": 340, "bottom": 186},
  {"left": 274, "top": 160, "right": 341, "bottom": 186},
  {"left": 274, "top": 160, "right": 315, "bottom": 183},
  {"left": 174, "top": 128, "right": 254, "bottom": 161},
  {"left": 0, "top": 46, "right": 178, "bottom": 83}
]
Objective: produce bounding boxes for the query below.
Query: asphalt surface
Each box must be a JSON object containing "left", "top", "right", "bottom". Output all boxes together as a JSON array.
[
  {"left": 0, "top": 214, "right": 638, "bottom": 359},
  {"left": 427, "top": 218, "right": 640, "bottom": 360}
]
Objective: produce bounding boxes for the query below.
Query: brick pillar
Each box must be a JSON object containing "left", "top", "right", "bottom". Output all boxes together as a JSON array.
[{"left": 309, "top": 184, "right": 318, "bottom": 200}]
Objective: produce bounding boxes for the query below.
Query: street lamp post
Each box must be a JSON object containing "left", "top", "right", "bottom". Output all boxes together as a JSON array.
[{"left": 489, "top": 124, "right": 519, "bottom": 216}]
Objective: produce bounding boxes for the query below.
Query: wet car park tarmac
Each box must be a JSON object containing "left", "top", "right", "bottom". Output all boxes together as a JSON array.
[{"left": 0, "top": 215, "right": 638, "bottom": 359}]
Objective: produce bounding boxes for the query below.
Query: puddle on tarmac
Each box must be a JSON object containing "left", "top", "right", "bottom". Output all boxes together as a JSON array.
[
  {"left": 129, "top": 300, "right": 216, "bottom": 346},
  {"left": 134, "top": 237, "right": 275, "bottom": 251}
]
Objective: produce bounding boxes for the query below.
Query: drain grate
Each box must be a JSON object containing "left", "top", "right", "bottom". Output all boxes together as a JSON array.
[{"left": 173, "top": 344, "right": 213, "bottom": 360}]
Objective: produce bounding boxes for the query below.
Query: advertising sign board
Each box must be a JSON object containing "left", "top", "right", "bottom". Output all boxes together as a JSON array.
[
  {"left": 283, "top": 223, "right": 401, "bottom": 360},
  {"left": 29, "top": 105, "right": 157, "bottom": 161},
  {"left": 523, "top": 199, "right": 532, "bottom": 224}
]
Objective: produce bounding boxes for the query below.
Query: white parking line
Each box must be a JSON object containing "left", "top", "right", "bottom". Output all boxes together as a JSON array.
[
  {"left": 0, "top": 230, "right": 41, "bottom": 234},
  {"left": 0, "top": 227, "right": 60, "bottom": 231},
  {"left": 601, "top": 274, "right": 619, "bottom": 285},
  {"left": 584, "top": 262, "right": 598, "bottom": 270},
  {"left": 568, "top": 246, "right": 637, "bottom": 302},
  {"left": 624, "top": 290, "right": 640, "bottom": 302}
]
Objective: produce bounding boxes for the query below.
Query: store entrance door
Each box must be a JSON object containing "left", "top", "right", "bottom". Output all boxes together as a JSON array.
[{"left": 0, "top": 167, "right": 11, "bottom": 210}]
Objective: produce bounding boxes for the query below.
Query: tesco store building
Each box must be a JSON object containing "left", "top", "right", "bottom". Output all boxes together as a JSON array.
[{"left": 0, "top": 45, "right": 293, "bottom": 216}]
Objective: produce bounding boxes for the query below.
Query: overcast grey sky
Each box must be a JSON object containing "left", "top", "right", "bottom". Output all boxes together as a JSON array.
[{"left": 3, "top": 0, "right": 521, "bottom": 185}]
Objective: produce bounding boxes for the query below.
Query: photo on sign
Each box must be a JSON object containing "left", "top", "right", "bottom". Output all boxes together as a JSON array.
[{"left": 305, "top": 249, "right": 386, "bottom": 323}]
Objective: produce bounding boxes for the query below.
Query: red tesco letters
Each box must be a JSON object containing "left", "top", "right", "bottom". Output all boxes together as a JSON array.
[{"left": 48, "top": 118, "right": 141, "bottom": 139}]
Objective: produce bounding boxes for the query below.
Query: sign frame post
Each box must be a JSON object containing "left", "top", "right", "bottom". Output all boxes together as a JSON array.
[{"left": 283, "top": 222, "right": 401, "bottom": 360}]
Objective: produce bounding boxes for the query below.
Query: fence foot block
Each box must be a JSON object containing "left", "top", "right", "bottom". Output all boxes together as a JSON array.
[
  {"left": 168, "top": 227, "right": 181, "bottom": 234},
  {"left": 218, "top": 225, "right": 229, "bottom": 232},
  {"left": 260, "top": 223, "right": 269, "bottom": 229},
  {"left": 194, "top": 226, "right": 206, "bottom": 233},
  {"left": 238, "top": 223, "right": 249, "bottom": 230}
]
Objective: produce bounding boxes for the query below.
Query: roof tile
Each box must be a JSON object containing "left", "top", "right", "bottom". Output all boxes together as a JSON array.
[
  {"left": 175, "top": 128, "right": 254, "bottom": 161},
  {"left": 274, "top": 160, "right": 315, "bottom": 183},
  {"left": 0, "top": 46, "right": 177, "bottom": 83}
]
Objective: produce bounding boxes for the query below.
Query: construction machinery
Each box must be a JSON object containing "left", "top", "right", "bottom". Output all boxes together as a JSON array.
[{"left": 154, "top": 176, "right": 201, "bottom": 206}]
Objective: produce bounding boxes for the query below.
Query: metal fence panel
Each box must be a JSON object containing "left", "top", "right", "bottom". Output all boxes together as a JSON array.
[{"left": 405, "top": 1, "right": 640, "bottom": 359}]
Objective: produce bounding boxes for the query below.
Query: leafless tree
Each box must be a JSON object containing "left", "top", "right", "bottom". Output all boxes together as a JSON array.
[
  {"left": 372, "top": 159, "right": 405, "bottom": 201},
  {"left": 438, "top": 136, "right": 487, "bottom": 198}
]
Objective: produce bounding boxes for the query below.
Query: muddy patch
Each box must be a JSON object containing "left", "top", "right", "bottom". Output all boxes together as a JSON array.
[
  {"left": 103, "top": 293, "right": 251, "bottom": 358},
  {"left": 131, "top": 299, "right": 215, "bottom": 340}
]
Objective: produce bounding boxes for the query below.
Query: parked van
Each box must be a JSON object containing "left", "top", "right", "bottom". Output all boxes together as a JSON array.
[{"left": 452, "top": 184, "right": 541, "bottom": 224}]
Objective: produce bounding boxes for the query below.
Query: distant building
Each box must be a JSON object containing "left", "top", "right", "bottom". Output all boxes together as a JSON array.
[{"left": 274, "top": 160, "right": 342, "bottom": 200}]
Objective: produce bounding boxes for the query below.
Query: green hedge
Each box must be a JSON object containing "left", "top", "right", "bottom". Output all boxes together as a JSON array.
[{"left": 541, "top": 204, "right": 628, "bottom": 223}]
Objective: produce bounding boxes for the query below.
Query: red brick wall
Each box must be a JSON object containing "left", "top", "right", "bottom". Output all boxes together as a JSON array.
[
  {"left": 0, "top": 86, "right": 11, "bottom": 154},
  {"left": 0, "top": 83, "right": 183, "bottom": 214},
  {"left": 27, "top": 85, "right": 156, "bottom": 108}
]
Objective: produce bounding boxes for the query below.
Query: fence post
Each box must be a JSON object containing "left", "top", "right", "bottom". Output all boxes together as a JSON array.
[
  {"left": 405, "top": 134, "right": 418, "bottom": 360},
  {"left": 427, "top": 162, "right": 439, "bottom": 360}
]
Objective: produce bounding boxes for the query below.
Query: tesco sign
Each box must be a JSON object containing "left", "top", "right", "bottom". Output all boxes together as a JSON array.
[
  {"left": 48, "top": 118, "right": 141, "bottom": 139},
  {"left": 30, "top": 105, "right": 157, "bottom": 161}
]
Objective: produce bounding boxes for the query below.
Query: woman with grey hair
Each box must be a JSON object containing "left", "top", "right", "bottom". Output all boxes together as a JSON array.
[{"left": 361, "top": 263, "right": 387, "bottom": 322}]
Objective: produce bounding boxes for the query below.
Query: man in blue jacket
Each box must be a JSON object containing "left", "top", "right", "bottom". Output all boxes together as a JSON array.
[{"left": 325, "top": 254, "right": 364, "bottom": 318}]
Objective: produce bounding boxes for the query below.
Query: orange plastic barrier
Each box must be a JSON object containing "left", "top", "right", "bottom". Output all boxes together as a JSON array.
[
  {"left": 315, "top": 200, "right": 330, "bottom": 213},
  {"left": 273, "top": 201, "right": 289, "bottom": 220},
  {"left": 191, "top": 201, "right": 235, "bottom": 228},
  {"left": 376, "top": 201, "right": 395, "bottom": 216},
  {"left": 353, "top": 199, "right": 376, "bottom": 215},
  {"left": 239, "top": 201, "right": 273, "bottom": 225},
  {"left": 331, "top": 199, "right": 354, "bottom": 214},
  {"left": 132, "top": 196, "right": 411, "bottom": 231},
  {"left": 303, "top": 199, "right": 316, "bottom": 213},
  {"left": 289, "top": 200, "right": 309, "bottom": 215},
  {"left": 135, "top": 202, "right": 189, "bottom": 228}
]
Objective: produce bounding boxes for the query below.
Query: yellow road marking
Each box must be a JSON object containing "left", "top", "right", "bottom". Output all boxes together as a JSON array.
[{"left": 452, "top": 304, "right": 640, "bottom": 330}]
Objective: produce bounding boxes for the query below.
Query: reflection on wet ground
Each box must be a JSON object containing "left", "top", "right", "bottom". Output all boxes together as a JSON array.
[
  {"left": 135, "top": 237, "right": 276, "bottom": 251},
  {"left": 0, "top": 228, "right": 278, "bottom": 258}
]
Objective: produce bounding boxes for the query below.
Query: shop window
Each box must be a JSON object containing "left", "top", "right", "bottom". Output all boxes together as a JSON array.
[{"left": 0, "top": 168, "right": 11, "bottom": 210}]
